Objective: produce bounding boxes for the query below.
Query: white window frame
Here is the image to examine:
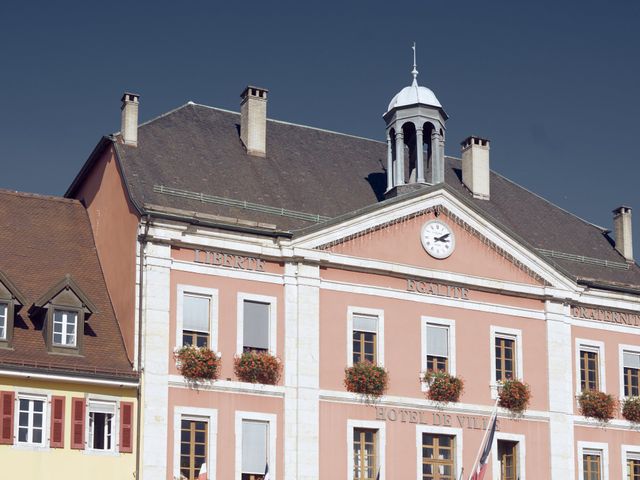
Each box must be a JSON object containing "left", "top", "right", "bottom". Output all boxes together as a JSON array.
[
  {"left": 415, "top": 424, "right": 463, "bottom": 480},
  {"left": 14, "top": 393, "right": 49, "bottom": 448},
  {"left": 236, "top": 293, "right": 277, "bottom": 355},
  {"left": 575, "top": 339, "right": 606, "bottom": 395},
  {"left": 347, "top": 419, "right": 386, "bottom": 480},
  {"left": 85, "top": 398, "right": 119, "bottom": 454},
  {"left": 621, "top": 444, "right": 640, "bottom": 480},
  {"left": 235, "top": 411, "right": 277, "bottom": 480},
  {"left": 173, "top": 406, "right": 218, "bottom": 480},
  {"left": 619, "top": 344, "right": 640, "bottom": 399},
  {"left": 491, "top": 432, "right": 526, "bottom": 480},
  {"left": 490, "top": 326, "right": 523, "bottom": 399},
  {"left": 347, "top": 306, "right": 385, "bottom": 367},
  {"left": 421, "top": 317, "right": 456, "bottom": 391},
  {"left": 577, "top": 441, "right": 608, "bottom": 480},
  {"left": 52, "top": 309, "right": 78, "bottom": 347},
  {"left": 176, "top": 285, "right": 219, "bottom": 351},
  {"left": 0, "top": 302, "right": 7, "bottom": 340}
]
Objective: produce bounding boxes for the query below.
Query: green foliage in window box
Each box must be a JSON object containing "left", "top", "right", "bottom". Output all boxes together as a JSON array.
[
  {"left": 234, "top": 350, "right": 282, "bottom": 385},
  {"left": 578, "top": 390, "right": 617, "bottom": 422},
  {"left": 498, "top": 379, "right": 531, "bottom": 414},
  {"left": 344, "top": 361, "right": 388, "bottom": 400},
  {"left": 423, "top": 371, "right": 464, "bottom": 403},
  {"left": 175, "top": 345, "right": 221, "bottom": 382},
  {"left": 622, "top": 396, "right": 640, "bottom": 423}
]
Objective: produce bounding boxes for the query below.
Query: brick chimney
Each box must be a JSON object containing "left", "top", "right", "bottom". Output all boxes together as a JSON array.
[
  {"left": 461, "top": 136, "right": 491, "bottom": 200},
  {"left": 613, "top": 206, "right": 634, "bottom": 262},
  {"left": 240, "top": 86, "right": 268, "bottom": 157},
  {"left": 121, "top": 92, "right": 140, "bottom": 147}
]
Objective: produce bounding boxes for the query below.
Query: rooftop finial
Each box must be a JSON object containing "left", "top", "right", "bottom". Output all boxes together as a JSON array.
[{"left": 411, "top": 42, "right": 419, "bottom": 85}]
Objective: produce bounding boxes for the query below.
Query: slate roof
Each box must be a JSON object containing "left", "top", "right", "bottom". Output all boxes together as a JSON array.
[
  {"left": 69, "top": 102, "right": 640, "bottom": 292},
  {"left": 0, "top": 190, "right": 135, "bottom": 380}
]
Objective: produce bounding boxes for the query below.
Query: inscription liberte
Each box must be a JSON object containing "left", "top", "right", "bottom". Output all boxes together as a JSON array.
[
  {"left": 571, "top": 305, "right": 640, "bottom": 327},
  {"left": 194, "top": 249, "right": 266, "bottom": 272},
  {"left": 375, "top": 407, "right": 499, "bottom": 431},
  {"left": 406, "top": 279, "right": 470, "bottom": 300}
]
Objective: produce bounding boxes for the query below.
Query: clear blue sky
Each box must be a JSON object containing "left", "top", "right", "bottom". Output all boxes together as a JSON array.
[{"left": 0, "top": 0, "right": 638, "bottom": 255}]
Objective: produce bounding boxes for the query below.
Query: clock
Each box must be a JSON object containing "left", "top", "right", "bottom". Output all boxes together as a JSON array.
[{"left": 421, "top": 220, "right": 455, "bottom": 259}]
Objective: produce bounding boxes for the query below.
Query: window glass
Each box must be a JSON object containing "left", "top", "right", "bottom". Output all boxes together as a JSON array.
[
  {"left": 183, "top": 294, "right": 210, "bottom": 348},
  {"left": 53, "top": 310, "right": 77, "bottom": 347},
  {"left": 88, "top": 401, "right": 115, "bottom": 451},
  {"left": 628, "top": 454, "right": 640, "bottom": 480},
  {"left": 427, "top": 324, "right": 449, "bottom": 373},
  {"left": 353, "top": 428, "right": 377, "bottom": 480},
  {"left": 495, "top": 336, "right": 515, "bottom": 382},
  {"left": 353, "top": 315, "right": 377, "bottom": 364},
  {"left": 181, "top": 418, "right": 208, "bottom": 480},
  {"left": 624, "top": 351, "right": 640, "bottom": 397},
  {"left": 243, "top": 301, "right": 270, "bottom": 352},
  {"left": 421, "top": 433, "right": 455, "bottom": 480},
  {"left": 580, "top": 349, "right": 599, "bottom": 392},
  {"left": 583, "top": 450, "right": 602, "bottom": 480},
  {"left": 498, "top": 440, "right": 518, "bottom": 480},
  {"left": 0, "top": 302, "right": 7, "bottom": 340},
  {"left": 17, "top": 397, "right": 45, "bottom": 445},
  {"left": 242, "top": 420, "right": 268, "bottom": 477}
]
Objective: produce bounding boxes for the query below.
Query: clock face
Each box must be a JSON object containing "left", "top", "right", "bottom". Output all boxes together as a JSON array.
[{"left": 421, "top": 220, "right": 455, "bottom": 259}]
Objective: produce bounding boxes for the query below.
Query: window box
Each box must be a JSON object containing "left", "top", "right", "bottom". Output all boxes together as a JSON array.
[
  {"left": 423, "top": 371, "right": 464, "bottom": 404},
  {"left": 578, "top": 390, "right": 617, "bottom": 422},
  {"left": 233, "top": 350, "right": 281, "bottom": 385},
  {"left": 622, "top": 396, "right": 640, "bottom": 423},
  {"left": 344, "top": 361, "right": 388, "bottom": 400},
  {"left": 498, "top": 379, "right": 531, "bottom": 414},
  {"left": 175, "top": 345, "right": 222, "bottom": 382}
]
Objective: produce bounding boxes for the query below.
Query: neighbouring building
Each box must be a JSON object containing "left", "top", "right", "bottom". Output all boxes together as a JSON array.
[
  {"left": 65, "top": 63, "right": 639, "bottom": 480},
  {"left": 0, "top": 190, "right": 138, "bottom": 478}
]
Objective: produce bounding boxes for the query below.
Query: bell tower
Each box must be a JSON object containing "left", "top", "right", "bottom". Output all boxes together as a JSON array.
[{"left": 383, "top": 44, "right": 448, "bottom": 197}]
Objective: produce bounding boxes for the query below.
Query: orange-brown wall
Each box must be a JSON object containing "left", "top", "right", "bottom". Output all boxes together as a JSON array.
[{"left": 73, "top": 146, "right": 139, "bottom": 360}]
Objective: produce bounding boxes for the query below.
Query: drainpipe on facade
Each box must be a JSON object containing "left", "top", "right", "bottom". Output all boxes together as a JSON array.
[{"left": 135, "top": 215, "right": 150, "bottom": 480}]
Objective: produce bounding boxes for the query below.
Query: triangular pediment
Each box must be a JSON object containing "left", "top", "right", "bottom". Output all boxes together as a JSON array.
[{"left": 34, "top": 274, "right": 97, "bottom": 313}]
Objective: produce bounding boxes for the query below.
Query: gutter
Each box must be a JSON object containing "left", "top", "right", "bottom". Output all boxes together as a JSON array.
[{"left": 0, "top": 368, "right": 138, "bottom": 388}]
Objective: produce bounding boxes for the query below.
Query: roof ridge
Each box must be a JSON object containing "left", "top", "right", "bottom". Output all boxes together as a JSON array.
[{"left": 0, "top": 188, "right": 80, "bottom": 206}]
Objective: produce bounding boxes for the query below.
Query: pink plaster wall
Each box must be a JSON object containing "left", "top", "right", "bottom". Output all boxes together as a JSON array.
[
  {"left": 168, "top": 388, "right": 284, "bottom": 480},
  {"left": 324, "top": 211, "right": 544, "bottom": 286},
  {"left": 73, "top": 146, "right": 139, "bottom": 360},
  {"left": 574, "top": 425, "right": 640, "bottom": 479}
]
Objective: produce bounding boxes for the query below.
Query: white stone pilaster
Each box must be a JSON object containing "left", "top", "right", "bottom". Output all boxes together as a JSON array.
[
  {"left": 546, "top": 300, "right": 575, "bottom": 479},
  {"left": 284, "top": 263, "right": 299, "bottom": 480}
]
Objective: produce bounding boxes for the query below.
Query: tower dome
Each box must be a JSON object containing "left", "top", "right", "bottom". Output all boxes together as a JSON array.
[{"left": 387, "top": 81, "right": 442, "bottom": 112}]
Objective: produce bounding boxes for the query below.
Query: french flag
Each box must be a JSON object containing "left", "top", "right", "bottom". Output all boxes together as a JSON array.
[
  {"left": 197, "top": 462, "right": 208, "bottom": 480},
  {"left": 469, "top": 411, "right": 497, "bottom": 480}
]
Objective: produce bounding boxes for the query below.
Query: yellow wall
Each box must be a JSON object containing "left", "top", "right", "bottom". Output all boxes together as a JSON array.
[{"left": 0, "top": 376, "right": 137, "bottom": 480}]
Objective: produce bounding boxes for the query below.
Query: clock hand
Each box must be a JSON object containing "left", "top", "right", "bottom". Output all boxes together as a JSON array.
[{"left": 434, "top": 233, "right": 450, "bottom": 242}]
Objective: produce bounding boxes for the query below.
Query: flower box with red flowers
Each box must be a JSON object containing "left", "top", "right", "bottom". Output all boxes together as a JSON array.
[
  {"left": 498, "top": 379, "right": 531, "bottom": 414},
  {"left": 234, "top": 350, "right": 282, "bottom": 385},
  {"left": 622, "top": 396, "right": 640, "bottom": 423},
  {"left": 344, "top": 361, "right": 388, "bottom": 399},
  {"left": 175, "top": 345, "right": 221, "bottom": 382},
  {"left": 578, "top": 390, "right": 617, "bottom": 422},
  {"left": 424, "top": 371, "right": 464, "bottom": 403}
]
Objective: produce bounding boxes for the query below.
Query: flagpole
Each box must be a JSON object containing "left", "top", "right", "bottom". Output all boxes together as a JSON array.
[{"left": 467, "top": 398, "right": 499, "bottom": 480}]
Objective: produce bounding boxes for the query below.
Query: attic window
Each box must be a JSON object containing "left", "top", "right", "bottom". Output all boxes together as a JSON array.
[
  {"left": 0, "top": 303, "right": 7, "bottom": 340},
  {"left": 53, "top": 309, "right": 78, "bottom": 347}
]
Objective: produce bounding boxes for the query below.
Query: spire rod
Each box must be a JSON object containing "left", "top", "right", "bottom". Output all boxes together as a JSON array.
[{"left": 411, "top": 42, "right": 419, "bottom": 85}]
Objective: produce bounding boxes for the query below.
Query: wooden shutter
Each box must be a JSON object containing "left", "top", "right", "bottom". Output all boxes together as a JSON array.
[
  {"left": 50, "top": 396, "right": 65, "bottom": 448},
  {"left": 119, "top": 401, "right": 134, "bottom": 453},
  {"left": 70, "top": 397, "right": 85, "bottom": 449},
  {"left": 0, "top": 391, "right": 14, "bottom": 445}
]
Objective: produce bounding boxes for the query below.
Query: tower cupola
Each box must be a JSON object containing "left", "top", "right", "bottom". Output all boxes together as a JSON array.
[{"left": 383, "top": 44, "right": 448, "bottom": 196}]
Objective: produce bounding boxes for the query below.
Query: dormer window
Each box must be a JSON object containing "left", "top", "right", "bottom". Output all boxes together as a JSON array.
[
  {"left": 53, "top": 309, "right": 78, "bottom": 347},
  {"left": 0, "top": 270, "right": 27, "bottom": 349},
  {"left": 0, "top": 303, "right": 7, "bottom": 341}
]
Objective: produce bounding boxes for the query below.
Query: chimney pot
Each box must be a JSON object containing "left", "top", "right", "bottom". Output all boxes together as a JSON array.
[
  {"left": 461, "top": 135, "right": 491, "bottom": 200},
  {"left": 613, "top": 206, "right": 634, "bottom": 262},
  {"left": 240, "top": 85, "right": 268, "bottom": 157},
  {"left": 121, "top": 92, "right": 140, "bottom": 147}
]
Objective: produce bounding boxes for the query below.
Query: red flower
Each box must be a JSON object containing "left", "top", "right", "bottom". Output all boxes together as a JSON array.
[
  {"left": 498, "top": 379, "right": 531, "bottom": 414},
  {"left": 344, "top": 361, "right": 388, "bottom": 400},
  {"left": 622, "top": 397, "right": 640, "bottom": 423},
  {"left": 579, "top": 390, "right": 617, "bottom": 422},
  {"left": 175, "top": 346, "right": 221, "bottom": 382},
  {"left": 423, "top": 371, "right": 464, "bottom": 403},
  {"left": 234, "top": 351, "right": 282, "bottom": 385}
]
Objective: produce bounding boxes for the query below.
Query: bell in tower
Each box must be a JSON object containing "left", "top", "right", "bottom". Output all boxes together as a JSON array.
[{"left": 383, "top": 44, "right": 448, "bottom": 197}]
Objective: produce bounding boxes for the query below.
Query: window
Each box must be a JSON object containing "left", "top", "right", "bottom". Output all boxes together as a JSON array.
[
  {"left": 237, "top": 294, "right": 276, "bottom": 355},
  {"left": 87, "top": 401, "right": 115, "bottom": 451},
  {"left": 495, "top": 336, "right": 515, "bottom": 382},
  {"left": 17, "top": 396, "right": 46, "bottom": 446},
  {"left": 426, "top": 324, "right": 449, "bottom": 373},
  {"left": 181, "top": 418, "right": 208, "bottom": 480},
  {"left": 241, "top": 420, "right": 269, "bottom": 480},
  {"left": 183, "top": 294, "right": 211, "bottom": 348},
  {"left": 490, "top": 327, "right": 522, "bottom": 398},
  {"left": 353, "top": 428, "right": 377, "bottom": 480},
  {"left": 583, "top": 450, "right": 602, "bottom": 480},
  {"left": 53, "top": 309, "right": 78, "bottom": 347},
  {"left": 580, "top": 348, "right": 600, "bottom": 392},
  {"left": 421, "top": 433, "right": 455, "bottom": 480},
  {"left": 623, "top": 351, "right": 640, "bottom": 397},
  {"left": 0, "top": 302, "right": 7, "bottom": 340},
  {"left": 498, "top": 440, "right": 518, "bottom": 480},
  {"left": 628, "top": 454, "right": 640, "bottom": 480},
  {"left": 353, "top": 314, "right": 377, "bottom": 364}
]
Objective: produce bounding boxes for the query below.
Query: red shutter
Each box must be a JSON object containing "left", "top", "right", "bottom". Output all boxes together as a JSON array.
[
  {"left": 0, "top": 391, "right": 14, "bottom": 445},
  {"left": 70, "top": 397, "right": 85, "bottom": 450},
  {"left": 119, "top": 401, "right": 134, "bottom": 453},
  {"left": 50, "top": 396, "right": 65, "bottom": 448}
]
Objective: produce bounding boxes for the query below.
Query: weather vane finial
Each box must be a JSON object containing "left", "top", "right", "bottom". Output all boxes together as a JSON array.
[{"left": 411, "top": 42, "right": 419, "bottom": 85}]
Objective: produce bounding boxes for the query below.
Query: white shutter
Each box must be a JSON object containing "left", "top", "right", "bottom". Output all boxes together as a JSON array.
[
  {"left": 353, "top": 315, "right": 377, "bottom": 333},
  {"left": 243, "top": 301, "right": 270, "bottom": 350},
  {"left": 242, "top": 420, "right": 268, "bottom": 474},
  {"left": 183, "top": 295, "right": 210, "bottom": 332},
  {"left": 624, "top": 351, "right": 640, "bottom": 369},
  {"left": 427, "top": 324, "right": 448, "bottom": 358}
]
